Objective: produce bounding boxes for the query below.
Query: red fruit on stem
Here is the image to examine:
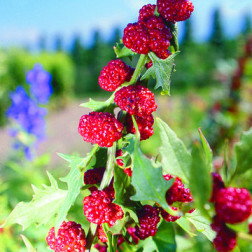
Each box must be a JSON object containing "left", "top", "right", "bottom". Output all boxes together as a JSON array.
[
  {"left": 46, "top": 221, "right": 86, "bottom": 252},
  {"left": 213, "top": 228, "right": 237, "bottom": 252},
  {"left": 161, "top": 207, "right": 181, "bottom": 222},
  {"left": 83, "top": 189, "right": 123, "bottom": 226},
  {"left": 98, "top": 59, "right": 133, "bottom": 91},
  {"left": 135, "top": 205, "right": 160, "bottom": 240},
  {"left": 125, "top": 113, "right": 154, "bottom": 140},
  {"left": 78, "top": 112, "right": 124, "bottom": 147},
  {"left": 210, "top": 173, "right": 225, "bottom": 202},
  {"left": 157, "top": 0, "right": 194, "bottom": 23},
  {"left": 138, "top": 4, "right": 156, "bottom": 21},
  {"left": 215, "top": 187, "right": 252, "bottom": 224},
  {"left": 114, "top": 85, "right": 157, "bottom": 117}
]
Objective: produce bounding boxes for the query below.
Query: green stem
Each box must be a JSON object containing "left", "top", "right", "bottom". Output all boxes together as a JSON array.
[
  {"left": 85, "top": 223, "right": 98, "bottom": 252},
  {"left": 100, "top": 142, "right": 117, "bottom": 190},
  {"left": 128, "top": 54, "right": 148, "bottom": 85}
]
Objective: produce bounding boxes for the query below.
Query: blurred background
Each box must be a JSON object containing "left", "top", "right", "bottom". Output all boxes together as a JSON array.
[{"left": 0, "top": 0, "right": 252, "bottom": 251}]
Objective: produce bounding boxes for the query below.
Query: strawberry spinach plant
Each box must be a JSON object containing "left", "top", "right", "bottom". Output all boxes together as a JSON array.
[{"left": 2, "top": 1, "right": 252, "bottom": 252}]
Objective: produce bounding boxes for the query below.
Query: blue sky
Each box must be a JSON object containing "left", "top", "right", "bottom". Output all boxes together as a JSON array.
[{"left": 0, "top": 0, "right": 251, "bottom": 48}]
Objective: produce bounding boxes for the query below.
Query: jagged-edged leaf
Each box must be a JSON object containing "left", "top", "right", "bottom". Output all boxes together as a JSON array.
[
  {"left": 79, "top": 94, "right": 115, "bottom": 112},
  {"left": 114, "top": 166, "right": 138, "bottom": 222},
  {"left": 189, "top": 142, "right": 212, "bottom": 215},
  {"left": 56, "top": 152, "right": 96, "bottom": 231},
  {"left": 185, "top": 209, "right": 216, "bottom": 241},
  {"left": 153, "top": 221, "right": 176, "bottom": 252},
  {"left": 141, "top": 52, "right": 179, "bottom": 95},
  {"left": 20, "top": 235, "right": 37, "bottom": 252},
  {"left": 1, "top": 172, "right": 67, "bottom": 230},
  {"left": 157, "top": 118, "right": 191, "bottom": 184},
  {"left": 198, "top": 128, "right": 213, "bottom": 172},
  {"left": 128, "top": 135, "right": 174, "bottom": 213},
  {"left": 234, "top": 128, "right": 252, "bottom": 176},
  {"left": 114, "top": 42, "right": 136, "bottom": 58}
]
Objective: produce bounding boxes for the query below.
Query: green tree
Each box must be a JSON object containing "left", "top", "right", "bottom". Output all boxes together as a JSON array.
[
  {"left": 38, "top": 35, "right": 46, "bottom": 52},
  {"left": 242, "top": 13, "right": 252, "bottom": 35},
  {"left": 70, "top": 35, "right": 84, "bottom": 65},
  {"left": 181, "top": 18, "right": 194, "bottom": 48},
  {"left": 54, "top": 34, "right": 64, "bottom": 52},
  {"left": 209, "top": 9, "right": 225, "bottom": 52}
]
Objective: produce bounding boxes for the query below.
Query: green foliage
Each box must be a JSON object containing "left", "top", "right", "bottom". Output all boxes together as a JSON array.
[
  {"left": 127, "top": 135, "right": 174, "bottom": 213},
  {"left": 153, "top": 221, "right": 176, "bottom": 252},
  {"left": 142, "top": 52, "right": 179, "bottom": 95},
  {"left": 157, "top": 118, "right": 191, "bottom": 184},
  {"left": 21, "top": 235, "right": 37, "bottom": 252},
  {"left": 114, "top": 42, "right": 136, "bottom": 58},
  {"left": 1, "top": 172, "right": 67, "bottom": 230},
  {"left": 234, "top": 127, "right": 252, "bottom": 177},
  {"left": 189, "top": 142, "right": 212, "bottom": 215}
]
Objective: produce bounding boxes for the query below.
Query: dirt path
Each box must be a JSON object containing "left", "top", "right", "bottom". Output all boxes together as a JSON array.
[{"left": 0, "top": 99, "right": 92, "bottom": 166}]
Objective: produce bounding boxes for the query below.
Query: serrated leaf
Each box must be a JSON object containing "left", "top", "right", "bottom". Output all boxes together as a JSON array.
[
  {"left": 198, "top": 128, "right": 213, "bottom": 172},
  {"left": 20, "top": 235, "right": 37, "bottom": 252},
  {"left": 56, "top": 152, "right": 96, "bottom": 231},
  {"left": 1, "top": 172, "right": 67, "bottom": 230},
  {"left": 234, "top": 128, "right": 252, "bottom": 176},
  {"left": 185, "top": 209, "right": 216, "bottom": 241},
  {"left": 137, "top": 237, "right": 158, "bottom": 252},
  {"left": 189, "top": 142, "right": 212, "bottom": 215},
  {"left": 141, "top": 52, "right": 179, "bottom": 95},
  {"left": 157, "top": 118, "right": 191, "bottom": 184},
  {"left": 114, "top": 42, "right": 136, "bottom": 58},
  {"left": 114, "top": 166, "right": 138, "bottom": 222},
  {"left": 129, "top": 135, "right": 174, "bottom": 213},
  {"left": 153, "top": 221, "right": 176, "bottom": 252}
]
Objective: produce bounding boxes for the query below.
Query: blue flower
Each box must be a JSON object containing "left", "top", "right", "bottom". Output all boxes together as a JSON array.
[{"left": 26, "top": 64, "right": 52, "bottom": 104}]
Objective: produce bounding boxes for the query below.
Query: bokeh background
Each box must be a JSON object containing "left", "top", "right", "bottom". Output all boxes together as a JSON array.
[{"left": 0, "top": 0, "right": 252, "bottom": 251}]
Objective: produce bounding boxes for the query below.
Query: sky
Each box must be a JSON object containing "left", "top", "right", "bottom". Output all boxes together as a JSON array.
[{"left": 0, "top": 0, "right": 251, "bottom": 49}]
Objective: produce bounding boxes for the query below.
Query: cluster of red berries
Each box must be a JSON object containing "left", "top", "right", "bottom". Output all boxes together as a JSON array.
[
  {"left": 123, "top": 4, "right": 172, "bottom": 58},
  {"left": 83, "top": 188, "right": 123, "bottom": 226},
  {"left": 46, "top": 221, "right": 86, "bottom": 252},
  {"left": 116, "top": 149, "right": 133, "bottom": 176},
  {"left": 210, "top": 173, "right": 252, "bottom": 251}
]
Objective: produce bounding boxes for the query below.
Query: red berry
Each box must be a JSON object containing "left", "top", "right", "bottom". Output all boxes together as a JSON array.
[
  {"left": 213, "top": 228, "right": 237, "bottom": 252},
  {"left": 145, "top": 61, "right": 153, "bottom": 69},
  {"left": 78, "top": 112, "right": 124, "bottom": 147},
  {"left": 98, "top": 60, "right": 133, "bottom": 92},
  {"left": 127, "top": 226, "right": 140, "bottom": 244},
  {"left": 46, "top": 221, "right": 86, "bottom": 252},
  {"left": 114, "top": 85, "right": 157, "bottom": 117},
  {"left": 161, "top": 207, "right": 181, "bottom": 222},
  {"left": 211, "top": 215, "right": 226, "bottom": 233},
  {"left": 123, "top": 22, "right": 150, "bottom": 54},
  {"left": 249, "top": 222, "right": 252, "bottom": 234},
  {"left": 84, "top": 167, "right": 105, "bottom": 185},
  {"left": 210, "top": 173, "right": 225, "bottom": 202},
  {"left": 155, "top": 49, "right": 172, "bottom": 59},
  {"left": 125, "top": 113, "right": 154, "bottom": 140},
  {"left": 157, "top": 0, "right": 194, "bottom": 23},
  {"left": 83, "top": 189, "right": 124, "bottom": 226},
  {"left": 97, "top": 225, "right": 108, "bottom": 243},
  {"left": 135, "top": 205, "right": 160, "bottom": 240},
  {"left": 215, "top": 187, "right": 252, "bottom": 224},
  {"left": 94, "top": 243, "right": 107, "bottom": 252},
  {"left": 138, "top": 4, "right": 156, "bottom": 21},
  {"left": 164, "top": 174, "right": 193, "bottom": 205}
]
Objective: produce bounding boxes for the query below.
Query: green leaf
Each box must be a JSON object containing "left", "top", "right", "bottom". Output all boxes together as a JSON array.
[
  {"left": 198, "top": 128, "right": 213, "bottom": 172},
  {"left": 185, "top": 209, "right": 216, "bottom": 241},
  {"left": 176, "top": 217, "right": 197, "bottom": 237},
  {"left": 157, "top": 118, "right": 191, "bottom": 184},
  {"left": 79, "top": 97, "right": 115, "bottom": 112},
  {"left": 129, "top": 135, "right": 174, "bottom": 213},
  {"left": 56, "top": 152, "right": 96, "bottom": 231},
  {"left": 114, "top": 166, "right": 138, "bottom": 222},
  {"left": 1, "top": 172, "right": 67, "bottom": 230},
  {"left": 137, "top": 237, "right": 158, "bottom": 252},
  {"left": 189, "top": 142, "right": 212, "bottom": 215},
  {"left": 114, "top": 42, "right": 136, "bottom": 58},
  {"left": 20, "top": 235, "right": 37, "bottom": 252},
  {"left": 234, "top": 128, "right": 252, "bottom": 176},
  {"left": 153, "top": 221, "right": 176, "bottom": 252},
  {"left": 141, "top": 52, "right": 179, "bottom": 95}
]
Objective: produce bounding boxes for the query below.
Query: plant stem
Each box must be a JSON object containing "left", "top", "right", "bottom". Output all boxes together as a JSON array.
[
  {"left": 100, "top": 142, "right": 117, "bottom": 190},
  {"left": 85, "top": 223, "right": 98, "bottom": 252},
  {"left": 128, "top": 54, "right": 148, "bottom": 85}
]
